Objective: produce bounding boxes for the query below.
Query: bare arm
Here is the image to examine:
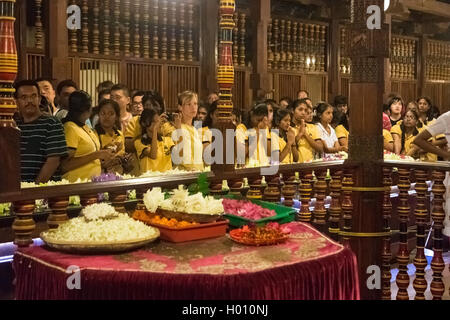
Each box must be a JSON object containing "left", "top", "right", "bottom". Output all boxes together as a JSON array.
[
  {"left": 384, "top": 141, "right": 394, "bottom": 153},
  {"left": 414, "top": 130, "right": 450, "bottom": 160},
  {"left": 323, "top": 141, "right": 345, "bottom": 154},
  {"left": 338, "top": 137, "right": 348, "bottom": 149},
  {"left": 392, "top": 133, "right": 402, "bottom": 155},
  {"left": 305, "top": 134, "right": 324, "bottom": 153},
  {"left": 125, "top": 138, "right": 136, "bottom": 153},
  {"left": 142, "top": 130, "right": 159, "bottom": 160},
  {"left": 36, "top": 156, "right": 61, "bottom": 184}
]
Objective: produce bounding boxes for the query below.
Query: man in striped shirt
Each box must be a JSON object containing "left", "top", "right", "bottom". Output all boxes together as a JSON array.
[{"left": 14, "top": 80, "right": 68, "bottom": 183}]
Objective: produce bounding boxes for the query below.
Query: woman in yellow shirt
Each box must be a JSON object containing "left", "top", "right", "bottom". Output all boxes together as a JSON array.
[
  {"left": 172, "top": 91, "right": 204, "bottom": 171},
  {"left": 383, "top": 129, "right": 394, "bottom": 152},
  {"left": 332, "top": 108, "right": 349, "bottom": 150},
  {"left": 135, "top": 108, "right": 174, "bottom": 174},
  {"left": 391, "top": 109, "right": 421, "bottom": 157},
  {"left": 272, "top": 109, "right": 299, "bottom": 164},
  {"left": 61, "top": 91, "right": 113, "bottom": 182},
  {"left": 95, "top": 99, "right": 127, "bottom": 174}
]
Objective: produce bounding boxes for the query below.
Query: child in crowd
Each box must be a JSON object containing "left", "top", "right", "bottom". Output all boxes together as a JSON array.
[
  {"left": 391, "top": 109, "right": 422, "bottom": 157},
  {"left": 314, "top": 103, "right": 347, "bottom": 156},
  {"left": 272, "top": 109, "right": 298, "bottom": 164},
  {"left": 135, "top": 108, "right": 175, "bottom": 174}
]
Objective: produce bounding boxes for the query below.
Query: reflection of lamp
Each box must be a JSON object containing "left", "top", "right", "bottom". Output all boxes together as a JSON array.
[
  {"left": 385, "top": 0, "right": 410, "bottom": 17},
  {"left": 306, "top": 57, "right": 311, "bottom": 67},
  {"left": 384, "top": 0, "right": 390, "bottom": 11}
]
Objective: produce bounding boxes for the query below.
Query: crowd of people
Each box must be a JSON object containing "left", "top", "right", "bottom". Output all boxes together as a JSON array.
[{"left": 12, "top": 78, "right": 449, "bottom": 185}]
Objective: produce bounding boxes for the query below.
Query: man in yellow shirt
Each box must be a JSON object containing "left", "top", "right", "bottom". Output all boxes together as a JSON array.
[{"left": 291, "top": 99, "right": 324, "bottom": 162}]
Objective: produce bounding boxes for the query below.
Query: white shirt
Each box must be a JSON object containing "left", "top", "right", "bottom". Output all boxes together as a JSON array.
[
  {"left": 427, "top": 111, "right": 450, "bottom": 149},
  {"left": 316, "top": 122, "right": 338, "bottom": 149}
]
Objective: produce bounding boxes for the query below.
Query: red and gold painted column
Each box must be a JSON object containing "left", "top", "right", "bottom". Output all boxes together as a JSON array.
[
  {"left": 212, "top": 0, "right": 236, "bottom": 177},
  {"left": 0, "top": 0, "right": 19, "bottom": 193},
  {"left": 0, "top": 0, "right": 17, "bottom": 127}
]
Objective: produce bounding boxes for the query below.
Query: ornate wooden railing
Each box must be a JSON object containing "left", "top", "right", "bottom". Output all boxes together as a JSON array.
[{"left": 2, "top": 159, "right": 450, "bottom": 300}]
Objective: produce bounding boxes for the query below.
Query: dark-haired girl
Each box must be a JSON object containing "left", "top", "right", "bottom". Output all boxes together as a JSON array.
[
  {"left": 314, "top": 103, "right": 347, "bottom": 156},
  {"left": 391, "top": 109, "right": 421, "bottom": 157},
  {"left": 331, "top": 109, "right": 349, "bottom": 150},
  {"left": 272, "top": 109, "right": 299, "bottom": 164},
  {"left": 95, "top": 99, "right": 126, "bottom": 174},
  {"left": 388, "top": 96, "right": 404, "bottom": 127},
  {"left": 62, "top": 91, "right": 113, "bottom": 182},
  {"left": 134, "top": 108, "right": 174, "bottom": 174}
]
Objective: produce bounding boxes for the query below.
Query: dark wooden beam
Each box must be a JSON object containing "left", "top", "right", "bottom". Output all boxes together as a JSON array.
[
  {"left": 250, "top": 0, "right": 271, "bottom": 102},
  {"left": 328, "top": 1, "right": 341, "bottom": 102},
  {"left": 200, "top": 0, "right": 219, "bottom": 99},
  {"left": 44, "top": 0, "right": 71, "bottom": 82}
]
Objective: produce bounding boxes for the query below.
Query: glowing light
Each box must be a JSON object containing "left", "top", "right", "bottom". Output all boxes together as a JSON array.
[{"left": 384, "top": 0, "right": 390, "bottom": 11}]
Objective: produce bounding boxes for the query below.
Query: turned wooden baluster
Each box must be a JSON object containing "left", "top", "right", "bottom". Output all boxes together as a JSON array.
[
  {"left": 233, "top": 13, "right": 239, "bottom": 66},
  {"left": 186, "top": 0, "right": 193, "bottom": 61},
  {"left": 69, "top": 0, "right": 78, "bottom": 53},
  {"left": 341, "top": 170, "right": 354, "bottom": 246},
  {"left": 113, "top": 0, "right": 121, "bottom": 56},
  {"left": 229, "top": 179, "right": 243, "bottom": 197},
  {"left": 133, "top": 0, "right": 141, "bottom": 57},
  {"left": 239, "top": 13, "right": 246, "bottom": 67},
  {"left": 123, "top": 0, "right": 131, "bottom": 57},
  {"left": 264, "top": 175, "right": 281, "bottom": 203},
  {"left": 92, "top": 0, "right": 100, "bottom": 54},
  {"left": 142, "top": 0, "right": 150, "bottom": 58},
  {"left": 282, "top": 172, "right": 296, "bottom": 208},
  {"left": 279, "top": 19, "right": 286, "bottom": 70},
  {"left": 13, "top": 200, "right": 36, "bottom": 247},
  {"left": 320, "top": 25, "right": 326, "bottom": 72},
  {"left": 34, "top": 0, "right": 43, "bottom": 49},
  {"left": 298, "top": 171, "right": 313, "bottom": 222},
  {"left": 396, "top": 168, "right": 411, "bottom": 300},
  {"left": 169, "top": 1, "right": 177, "bottom": 60},
  {"left": 47, "top": 197, "right": 69, "bottom": 229},
  {"left": 136, "top": 188, "right": 146, "bottom": 211},
  {"left": 381, "top": 167, "right": 393, "bottom": 300},
  {"left": 153, "top": 0, "right": 160, "bottom": 59},
  {"left": 285, "top": 20, "right": 292, "bottom": 71},
  {"left": 81, "top": 0, "right": 89, "bottom": 53},
  {"left": 413, "top": 169, "right": 428, "bottom": 300},
  {"left": 292, "top": 21, "right": 298, "bottom": 71},
  {"left": 179, "top": 2, "right": 185, "bottom": 62},
  {"left": 160, "top": 0, "right": 168, "bottom": 60},
  {"left": 247, "top": 176, "right": 263, "bottom": 201},
  {"left": 431, "top": 170, "right": 446, "bottom": 300},
  {"left": 110, "top": 192, "right": 127, "bottom": 214},
  {"left": 298, "top": 23, "right": 304, "bottom": 71},
  {"left": 80, "top": 194, "right": 98, "bottom": 208},
  {"left": 273, "top": 19, "right": 279, "bottom": 70},
  {"left": 312, "top": 170, "right": 327, "bottom": 232},
  {"left": 328, "top": 170, "right": 343, "bottom": 241},
  {"left": 102, "top": 0, "right": 111, "bottom": 55}
]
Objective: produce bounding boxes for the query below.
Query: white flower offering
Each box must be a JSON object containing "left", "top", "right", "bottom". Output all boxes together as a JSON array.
[
  {"left": 42, "top": 214, "right": 159, "bottom": 243},
  {"left": 81, "top": 203, "right": 119, "bottom": 222}
]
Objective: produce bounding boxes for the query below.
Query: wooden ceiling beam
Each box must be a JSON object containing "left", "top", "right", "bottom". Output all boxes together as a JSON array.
[{"left": 400, "top": 0, "right": 450, "bottom": 19}]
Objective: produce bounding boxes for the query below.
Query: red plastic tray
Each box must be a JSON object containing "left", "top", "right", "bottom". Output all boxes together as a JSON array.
[{"left": 147, "top": 219, "right": 229, "bottom": 243}]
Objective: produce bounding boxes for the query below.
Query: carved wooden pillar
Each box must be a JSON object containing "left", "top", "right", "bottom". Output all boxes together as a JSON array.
[
  {"left": 110, "top": 192, "right": 127, "bottom": 214},
  {"left": 292, "top": 21, "right": 298, "bottom": 71},
  {"left": 381, "top": 167, "right": 392, "bottom": 300},
  {"left": 328, "top": 170, "right": 343, "bottom": 241},
  {"left": 179, "top": 2, "right": 185, "bottom": 61},
  {"left": 92, "top": 0, "right": 100, "bottom": 55},
  {"left": 298, "top": 171, "right": 313, "bottom": 222},
  {"left": 396, "top": 168, "right": 411, "bottom": 300},
  {"left": 279, "top": 19, "right": 285, "bottom": 70},
  {"left": 250, "top": 0, "right": 271, "bottom": 101},
  {"left": 286, "top": 20, "right": 292, "bottom": 71},
  {"left": 34, "top": 0, "right": 43, "bottom": 49},
  {"left": 13, "top": 200, "right": 36, "bottom": 247},
  {"left": 123, "top": 0, "right": 131, "bottom": 57},
  {"left": 0, "top": 0, "right": 20, "bottom": 193},
  {"left": 153, "top": 0, "right": 160, "bottom": 59},
  {"left": 431, "top": 170, "right": 446, "bottom": 300},
  {"left": 102, "top": 0, "right": 111, "bottom": 55},
  {"left": 160, "top": 0, "right": 168, "bottom": 60},
  {"left": 233, "top": 13, "right": 239, "bottom": 66},
  {"left": 169, "top": 1, "right": 177, "bottom": 60},
  {"left": 239, "top": 13, "right": 246, "bottom": 67},
  {"left": 413, "top": 169, "right": 428, "bottom": 300},
  {"left": 273, "top": 19, "right": 279, "bottom": 70},
  {"left": 48, "top": 196, "right": 69, "bottom": 229},
  {"left": 312, "top": 169, "right": 327, "bottom": 232},
  {"left": 346, "top": 0, "right": 390, "bottom": 300},
  {"left": 133, "top": 0, "right": 141, "bottom": 57},
  {"left": 299, "top": 23, "right": 305, "bottom": 71},
  {"left": 267, "top": 20, "right": 273, "bottom": 70},
  {"left": 81, "top": 0, "right": 89, "bottom": 53},
  {"left": 113, "top": 0, "right": 121, "bottom": 56}
]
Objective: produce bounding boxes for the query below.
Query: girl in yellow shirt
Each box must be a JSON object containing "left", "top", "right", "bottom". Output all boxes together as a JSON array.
[
  {"left": 95, "top": 99, "right": 127, "bottom": 174},
  {"left": 62, "top": 91, "right": 113, "bottom": 182},
  {"left": 332, "top": 108, "right": 350, "bottom": 150},
  {"left": 391, "top": 109, "right": 421, "bottom": 157},
  {"left": 135, "top": 108, "right": 175, "bottom": 174},
  {"left": 272, "top": 109, "right": 299, "bottom": 164}
]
